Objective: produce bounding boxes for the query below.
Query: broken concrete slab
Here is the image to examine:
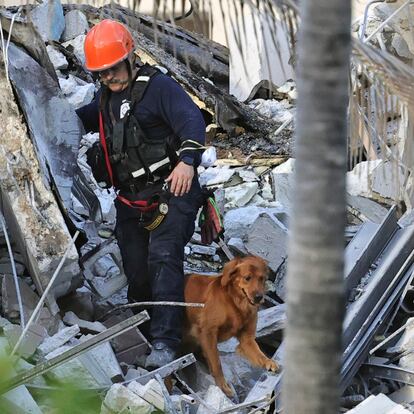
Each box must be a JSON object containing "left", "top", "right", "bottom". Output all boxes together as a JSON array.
[
  {"left": 0, "top": 385, "right": 43, "bottom": 414},
  {"left": 4, "top": 323, "right": 47, "bottom": 358},
  {"left": 271, "top": 158, "right": 295, "bottom": 210},
  {"left": 225, "top": 182, "right": 259, "bottom": 208},
  {"left": 47, "top": 45, "right": 68, "bottom": 70},
  {"left": 347, "top": 194, "right": 389, "bottom": 224},
  {"left": 62, "top": 9, "right": 89, "bottom": 42},
  {"left": 199, "top": 166, "right": 235, "bottom": 187},
  {"left": 197, "top": 385, "right": 235, "bottom": 413},
  {"left": 37, "top": 324, "right": 80, "bottom": 356},
  {"left": 30, "top": 0, "right": 65, "bottom": 42},
  {"left": 223, "top": 206, "right": 284, "bottom": 241},
  {"left": 245, "top": 213, "right": 287, "bottom": 272},
  {"left": 82, "top": 241, "right": 127, "bottom": 299},
  {"left": 101, "top": 383, "right": 153, "bottom": 414},
  {"left": 346, "top": 160, "right": 382, "bottom": 198},
  {"left": 218, "top": 304, "right": 286, "bottom": 353},
  {"left": 63, "top": 311, "right": 106, "bottom": 334},
  {"left": 127, "top": 379, "right": 165, "bottom": 412},
  {"left": 371, "top": 161, "right": 406, "bottom": 201},
  {"left": 62, "top": 34, "right": 87, "bottom": 66},
  {"left": 347, "top": 393, "right": 411, "bottom": 413}
]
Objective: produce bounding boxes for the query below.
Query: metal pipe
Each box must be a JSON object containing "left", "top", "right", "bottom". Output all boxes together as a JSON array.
[
  {"left": 11, "top": 230, "right": 80, "bottom": 357},
  {"left": 359, "top": 0, "right": 386, "bottom": 40}
]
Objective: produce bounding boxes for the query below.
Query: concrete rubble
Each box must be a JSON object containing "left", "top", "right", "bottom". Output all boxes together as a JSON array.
[{"left": 0, "top": 1, "right": 414, "bottom": 413}]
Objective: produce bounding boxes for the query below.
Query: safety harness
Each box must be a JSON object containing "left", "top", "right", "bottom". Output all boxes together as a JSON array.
[{"left": 98, "top": 64, "right": 173, "bottom": 230}]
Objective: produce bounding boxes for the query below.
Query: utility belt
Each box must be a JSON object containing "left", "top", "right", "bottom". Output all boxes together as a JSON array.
[{"left": 118, "top": 180, "right": 171, "bottom": 231}]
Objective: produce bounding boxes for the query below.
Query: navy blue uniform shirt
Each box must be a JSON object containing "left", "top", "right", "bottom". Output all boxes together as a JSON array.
[{"left": 76, "top": 70, "right": 206, "bottom": 166}]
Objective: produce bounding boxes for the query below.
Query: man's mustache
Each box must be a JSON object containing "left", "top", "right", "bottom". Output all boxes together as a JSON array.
[{"left": 103, "top": 78, "right": 129, "bottom": 85}]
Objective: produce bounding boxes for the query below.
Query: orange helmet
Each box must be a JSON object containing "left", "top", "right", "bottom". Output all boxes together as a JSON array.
[{"left": 84, "top": 19, "right": 134, "bottom": 71}]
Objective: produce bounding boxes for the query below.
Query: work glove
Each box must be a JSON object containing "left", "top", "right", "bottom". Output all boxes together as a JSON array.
[{"left": 199, "top": 193, "right": 223, "bottom": 245}]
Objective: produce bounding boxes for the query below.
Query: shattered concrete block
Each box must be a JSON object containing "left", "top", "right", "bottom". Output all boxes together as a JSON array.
[
  {"left": 191, "top": 245, "right": 217, "bottom": 256},
  {"left": 67, "top": 83, "right": 95, "bottom": 109},
  {"left": 82, "top": 241, "right": 128, "bottom": 299},
  {"left": 371, "top": 161, "right": 406, "bottom": 201},
  {"left": 245, "top": 213, "right": 287, "bottom": 272},
  {"left": 45, "top": 344, "right": 101, "bottom": 387},
  {"left": 80, "top": 336, "right": 124, "bottom": 382},
  {"left": 347, "top": 194, "right": 389, "bottom": 224},
  {"left": 30, "top": 0, "right": 65, "bottom": 42},
  {"left": 197, "top": 385, "right": 235, "bottom": 413},
  {"left": 0, "top": 316, "right": 12, "bottom": 331},
  {"left": 346, "top": 160, "right": 382, "bottom": 198},
  {"left": 125, "top": 367, "right": 149, "bottom": 382},
  {"left": 101, "top": 383, "right": 153, "bottom": 414},
  {"left": 248, "top": 98, "right": 293, "bottom": 124},
  {"left": 63, "top": 311, "right": 106, "bottom": 334},
  {"left": 224, "top": 206, "right": 273, "bottom": 240},
  {"left": 0, "top": 385, "right": 43, "bottom": 414},
  {"left": 4, "top": 323, "right": 47, "bottom": 358},
  {"left": 37, "top": 324, "right": 80, "bottom": 356},
  {"left": 225, "top": 182, "right": 259, "bottom": 208},
  {"left": 392, "top": 33, "right": 413, "bottom": 59},
  {"left": 46, "top": 45, "right": 68, "bottom": 70},
  {"left": 271, "top": 158, "right": 295, "bottom": 210},
  {"left": 128, "top": 379, "right": 165, "bottom": 412},
  {"left": 347, "top": 393, "right": 411, "bottom": 413},
  {"left": 227, "top": 238, "right": 248, "bottom": 255},
  {"left": 399, "top": 209, "right": 414, "bottom": 228},
  {"left": 237, "top": 168, "right": 259, "bottom": 182},
  {"left": 62, "top": 34, "right": 87, "bottom": 66},
  {"left": 199, "top": 166, "right": 235, "bottom": 187},
  {"left": 62, "top": 10, "right": 89, "bottom": 42}
]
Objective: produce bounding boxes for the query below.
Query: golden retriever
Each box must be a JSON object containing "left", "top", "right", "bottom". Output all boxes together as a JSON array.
[{"left": 184, "top": 256, "right": 279, "bottom": 396}]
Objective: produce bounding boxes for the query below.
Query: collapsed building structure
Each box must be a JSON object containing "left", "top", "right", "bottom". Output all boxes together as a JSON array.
[{"left": 0, "top": 0, "right": 414, "bottom": 413}]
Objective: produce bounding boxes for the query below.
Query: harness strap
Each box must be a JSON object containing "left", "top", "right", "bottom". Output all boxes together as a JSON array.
[
  {"left": 99, "top": 111, "right": 114, "bottom": 186},
  {"left": 116, "top": 194, "right": 159, "bottom": 212}
]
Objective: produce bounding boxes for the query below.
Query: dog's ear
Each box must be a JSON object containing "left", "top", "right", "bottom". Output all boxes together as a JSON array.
[{"left": 221, "top": 258, "right": 242, "bottom": 287}]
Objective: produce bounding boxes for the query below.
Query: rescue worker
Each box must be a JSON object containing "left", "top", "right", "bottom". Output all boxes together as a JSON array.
[{"left": 76, "top": 19, "right": 205, "bottom": 368}]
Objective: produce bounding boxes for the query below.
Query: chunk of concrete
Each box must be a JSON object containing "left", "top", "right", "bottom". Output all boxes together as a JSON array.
[
  {"left": 271, "top": 158, "right": 295, "bottom": 210},
  {"left": 45, "top": 344, "right": 101, "bottom": 387},
  {"left": 227, "top": 237, "right": 248, "bottom": 255},
  {"left": 30, "top": 0, "right": 65, "bottom": 42},
  {"left": 101, "top": 383, "right": 153, "bottom": 414},
  {"left": 225, "top": 182, "right": 259, "bottom": 208},
  {"left": 37, "top": 324, "right": 80, "bottom": 356},
  {"left": 0, "top": 385, "right": 43, "bottom": 414},
  {"left": 223, "top": 206, "right": 282, "bottom": 240},
  {"left": 245, "top": 213, "right": 287, "bottom": 272},
  {"left": 62, "top": 10, "right": 89, "bottom": 42},
  {"left": 128, "top": 379, "right": 165, "bottom": 412},
  {"left": 4, "top": 323, "right": 47, "bottom": 358},
  {"left": 347, "top": 393, "right": 411, "bottom": 413},
  {"left": 80, "top": 336, "right": 124, "bottom": 382},
  {"left": 46, "top": 45, "right": 68, "bottom": 70},
  {"left": 346, "top": 160, "right": 382, "bottom": 198},
  {"left": 66, "top": 83, "right": 95, "bottom": 109},
  {"left": 197, "top": 385, "right": 235, "bottom": 413},
  {"left": 62, "top": 34, "right": 87, "bottom": 66},
  {"left": 63, "top": 311, "right": 106, "bottom": 334},
  {"left": 191, "top": 245, "right": 217, "bottom": 256},
  {"left": 347, "top": 194, "right": 389, "bottom": 224},
  {"left": 199, "top": 166, "right": 235, "bottom": 187},
  {"left": 371, "top": 161, "right": 406, "bottom": 201}
]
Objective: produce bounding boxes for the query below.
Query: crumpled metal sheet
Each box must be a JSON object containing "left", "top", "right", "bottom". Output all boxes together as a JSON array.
[{"left": 7, "top": 42, "right": 83, "bottom": 210}]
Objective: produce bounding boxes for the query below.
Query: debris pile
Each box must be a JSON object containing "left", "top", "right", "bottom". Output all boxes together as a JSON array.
[{"left": 0, "top": 1, "right": 414, "bottom": 413}]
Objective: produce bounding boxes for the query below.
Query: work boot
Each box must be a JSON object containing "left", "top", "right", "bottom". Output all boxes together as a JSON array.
[{"left": 145, "top": 342, "right": 176, "bottom": 369}]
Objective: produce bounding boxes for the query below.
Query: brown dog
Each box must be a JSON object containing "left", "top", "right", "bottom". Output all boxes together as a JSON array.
[{"left": 184, "top": 256, "right": 279, "bottom": 396}]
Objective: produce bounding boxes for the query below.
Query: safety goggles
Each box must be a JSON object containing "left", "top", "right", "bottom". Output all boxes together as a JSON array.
[{"left": 97, "top": 61, "right": 125, "bottom": 78}]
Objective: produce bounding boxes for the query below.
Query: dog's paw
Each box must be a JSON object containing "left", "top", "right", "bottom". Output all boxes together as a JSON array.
[
  {"left": 265, "top": 358, "right": 279, "bottom": 372},
  {"left": 217, "top": 379, "right": 234, "bottom": 397}
]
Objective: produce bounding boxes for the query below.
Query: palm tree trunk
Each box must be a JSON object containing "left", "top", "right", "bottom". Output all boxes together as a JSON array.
[{"left": 283, "top": 1, "right": 351, "bottom": 413}]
